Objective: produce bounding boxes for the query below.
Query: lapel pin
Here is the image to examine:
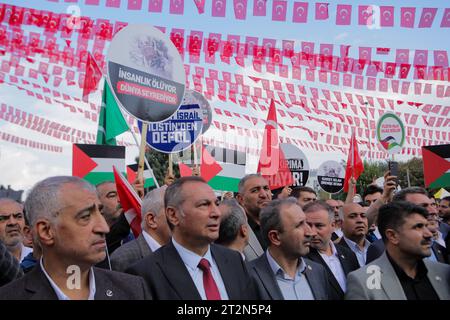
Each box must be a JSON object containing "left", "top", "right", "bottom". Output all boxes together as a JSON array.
[
  {"left": 340, "top": 255, "right": 345, "bottom": 259},
  {"left": 435, "top": 276, "right": 441, "bottom": 282},
  {"left": 106, "top": 290, "right": 113, "bottom": 297},
  {"left": 307, "top": 265, "right": 312, "bottom": 270}
]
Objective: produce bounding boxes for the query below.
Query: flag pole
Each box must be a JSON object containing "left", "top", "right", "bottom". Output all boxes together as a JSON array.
[
  {"left": 137, "top": 123, "right": 148, "bottom": 182},
  {"left": 168, "top": 153, "right": 173, "bottom": 177},
  {"left": 104, "top": 80, "right": 160, "bottom": 188}
]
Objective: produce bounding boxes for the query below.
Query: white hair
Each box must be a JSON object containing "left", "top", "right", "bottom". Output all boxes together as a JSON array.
[{"left": 141, "top": 186, "right": 166, "bottom": 228}]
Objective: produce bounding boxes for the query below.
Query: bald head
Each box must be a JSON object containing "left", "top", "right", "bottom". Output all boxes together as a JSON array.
[{"left": 342, "top": 203, "right": 368, "bottom": 241}]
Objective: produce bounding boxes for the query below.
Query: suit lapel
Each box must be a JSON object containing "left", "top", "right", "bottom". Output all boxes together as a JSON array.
[
  {"left": 158, "top": 242, "right": 202, "bottom": 299},
  {"left": 303, "top": 260, "right": 325, "bottom": 300},
  {"left": 377, "top": 254, "right": 407, "bottom": 300},
  {"left": 94, "top": 268, "right": 115, "bottom": 300},
  {"left": 25, "top": 265, "right": 58, "bottom": 300},
  {"left": 137, "top": 233, "right": 152, "bottom": 257},
  {"left": 253, "top": 255, "right": 284, "bottom": 300},
  {"left": 335, "top": 246, "right": 356, "bottom": 275},
  {"left": 307, "top": 250, "right": 343, "bottom": 296},
  {"left": 211, "top": 244, "right": 237, "bottom": 299}
]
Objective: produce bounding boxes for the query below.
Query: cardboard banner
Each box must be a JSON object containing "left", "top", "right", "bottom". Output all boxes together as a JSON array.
[
  {"left": 280, "top": 143, "right": 310, "bottom": 187},
  {"left": 139, "top": 104, "right": 203, "bottom": 153},
  {"left": 182, "top": 89, "right": 212, "bottom": 133},
  {"left": 106, "top": 24, "right": 185, "bottom": 122},
  {"left": 376, "top": 112, "right": 406, "bottom": 154},
  {"left": 317, "top": 160, "right": 345, "bottom": 193}
]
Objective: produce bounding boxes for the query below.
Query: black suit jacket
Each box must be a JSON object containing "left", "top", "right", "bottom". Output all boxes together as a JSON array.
[
  {"left": 366, "top": 238, "right": 385, "bottom": 263},
  {"left": 126, "top": 241, "right": 257, "bottom": 300},
  {"left": 247, "top": 253, "right": 329, "bottom": 300},
  {"left": 0, "top": 264, "right": 151, "bottom": 300},
  {"left": 306, "top": 245, "right": 359, "bottom": 300}
]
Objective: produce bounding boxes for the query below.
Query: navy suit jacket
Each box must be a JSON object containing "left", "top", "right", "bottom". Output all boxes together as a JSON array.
[
  {"left": 306, "top": 244, "right": 359, "bottom": 300},
  {"left": 126, "top": 241, "right": 257, "bottom": 300},
  {"left": 0, "top": 264, "right": 151, "bottom": 300},
  {"left": 247, "top": 253, "right": 330, "bottom": 300}
]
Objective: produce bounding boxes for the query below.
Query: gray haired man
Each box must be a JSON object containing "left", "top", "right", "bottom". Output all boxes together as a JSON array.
[
  {"left": 0, "top": 176, "right": 151, "bottom": 300},
  {"left": 111, "top": 187, "right": 171, "bottom": 272}
]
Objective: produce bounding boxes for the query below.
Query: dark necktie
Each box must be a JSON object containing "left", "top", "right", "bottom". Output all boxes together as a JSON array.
[{"left": 198, "top": 258, "right": 221, "bottom": 300}]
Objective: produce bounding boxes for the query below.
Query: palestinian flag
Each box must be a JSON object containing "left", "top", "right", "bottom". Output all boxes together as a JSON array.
[
  {"left": 422, "top": 144, "right": 450, "bottom": 188},
  {"left": 126, "top": 163, "right": 156, "bottom": 189},
  {"left": 205, "top": 145, "right": 246, "bottom": 192},
  {"left": 72, "top": 144, "right": 125, "bottom": 185}
]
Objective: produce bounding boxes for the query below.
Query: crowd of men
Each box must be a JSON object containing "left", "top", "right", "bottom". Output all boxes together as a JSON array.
[{"left": 0, "top": 170, "right": 449, "bottom": 300}]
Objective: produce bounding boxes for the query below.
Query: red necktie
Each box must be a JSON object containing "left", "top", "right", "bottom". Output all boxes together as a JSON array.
[{"left": 198, "top": 258, "right": 222, "bottom": 300}]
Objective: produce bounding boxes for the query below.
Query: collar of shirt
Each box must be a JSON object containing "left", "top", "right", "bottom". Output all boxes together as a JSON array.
[
  {"left": 20, "top": 245, "right": 33, "bottom": 263},
  {"left": 142, "top": 230, "right": 162, "bottom": 252},
  {"left": 266, "top": 250, "right": 306, "bottom": 280},
  {"left": 343, "top": 236, "right": 370, "bottom": 251},
  {"left": 40, "top": 258, "right": 96, "bottom": 300},
  {"left": 172, "top": 237, "right": 213, "bottom": 273},
  {"left": 386, "top": 251, "right": 428, "bottom": 282},
  {"left": 319, "top": 241, "right": 339, "bottom": 258}
]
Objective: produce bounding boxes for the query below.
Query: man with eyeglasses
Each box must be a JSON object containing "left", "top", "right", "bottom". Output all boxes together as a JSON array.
[{"left": 0, "top": 198, "right": 32, "bottom": 264}]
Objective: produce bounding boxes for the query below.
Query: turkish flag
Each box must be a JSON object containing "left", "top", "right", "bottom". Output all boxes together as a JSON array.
[
  {"left": 82, "top": 53, "right": 102, "bottom": 100},
  {"left": 400, "top": 7, "right": 416, "bottom": 28},
  {"left": 253, "top": 0, "right": 267, "bottom": 16},
  {"left": 257, "top": 100, "right": 293, "bottom": 190},
  {"left": 380, "top": 6, "right": 394, "bottom": 27},
  {"left": 336, "top": 4, "right": 351, "bottom": 25},
  {"left": 292, "top": 2, "right": 308, "bottom": 23},
  {"left": 343, "top": 131, "right": 364, "bottom": 192}
]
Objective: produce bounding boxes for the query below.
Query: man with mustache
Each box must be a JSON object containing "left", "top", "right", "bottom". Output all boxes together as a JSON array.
[
  {"left": 304, "top": 201, "right": 359, "bottom": 300},
  {"left": 0, "top": 198, "right": 32, "bottom": 264},
  {"left": 346, "top": 201, "right": 450, "bottom": 300},
  {"left": 248, "top": 198, "right": 329, "bottom": 300},
  {"left": 0, "top": 176, "right": 151, "bottom": 300},
  {"left": 236, "top": 174, "right": 271, "bottom": 252},
  {"left": 337, "top": 203, "right": 370, "bottom": 267},
  {"left": 127, "top": 177, "right": 256, "bottom": 300},
  {"left": 366, "top": 187, "right": 448, "bottom": 264}
]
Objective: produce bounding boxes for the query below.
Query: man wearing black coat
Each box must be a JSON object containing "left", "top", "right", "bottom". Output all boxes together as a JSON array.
[{"left": 304, "top": 201, "right": 359, "bottom": 299}]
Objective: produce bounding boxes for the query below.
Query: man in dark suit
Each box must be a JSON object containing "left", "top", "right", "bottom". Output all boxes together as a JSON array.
[
  {"left": 127, "top": 176, "right": 256, "bottom": 300},
  {"left": 0, "top": 239, "right": 23, "bottom": 287},
  {"left": 303, "top": 201, "right": 359, "bottom": 300},
  {"left": 110, "top": 187, "right": 171, "bottom": 272},
  {"left": 336, "top": 203, "right": 370, "bottom": 267},
  {"left": 248, "top": 198, "right": 329, "bottom": 300},
  {"left": 0, "top": 176, "right": 151, "bottom": 300},
  {"left": 236, "top": 174, "right": 271, "bottom": 251}
]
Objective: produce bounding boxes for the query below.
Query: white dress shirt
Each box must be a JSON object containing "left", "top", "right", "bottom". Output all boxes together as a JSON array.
[
  {"left": 318, "top": 242, "right": 347, "bottom": 291},
  {"left": 343, "top": 236, "right": 370, "bottom": 267},
  {"left": 20, "top": 245, "right": 33, "bottom": 263},
  {"left": 172, "top": 238, "right": 229, "bottom": 300},
  {"left": 142, "top": 230, "right": 162, "bottom": 252},
  {"left": 40, "top": 258, "right": 96, "bottom": 300}
]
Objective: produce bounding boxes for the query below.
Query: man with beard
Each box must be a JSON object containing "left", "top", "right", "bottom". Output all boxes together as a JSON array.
[
  {"left": 346, "top": 202, "right": 450, "bottom": 300},
  {"left": 236, "top": 174, "right": 272, "bottom": 251},
  {"left": 304, "top": 201, "right": 359, "bottom": 300},
  {"left": 248, "top": 198, "right": 329, "bottom": 300},
  {"left": 0, "top": 198, "right": 32, "bottom": 263}
]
